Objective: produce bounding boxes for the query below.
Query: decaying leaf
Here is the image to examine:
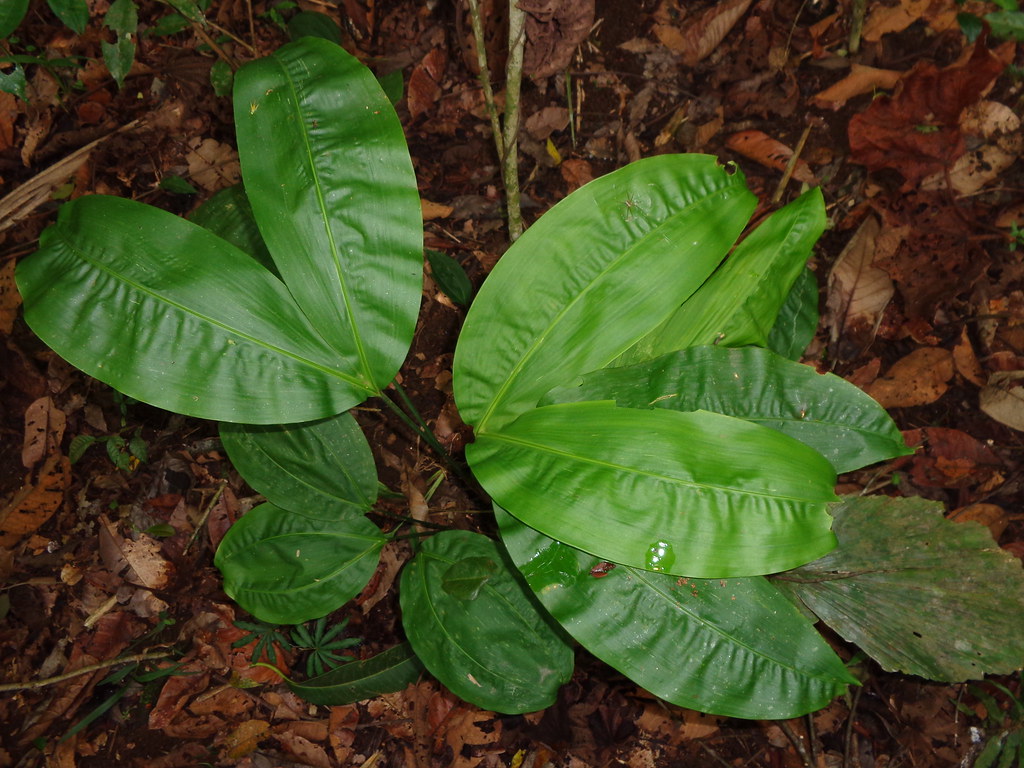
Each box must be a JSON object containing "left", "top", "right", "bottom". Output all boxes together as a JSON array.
[
  {"left": 522, "top": 0, "right": 595, "bottom": 79},
  {"left": 98, "top": 514, "right": 175, "bottom": 589},
  {"left": 0, "top": 453, "right": 71, "bottom": 548},
  {"left": 774, "top": 495, "right": 1024, "bottom": 681},
  {"left": 862, "top": 0, "right": 958, "bottom": 42},
  {"left": 980, "top": 370, "right": 1024, "bottom": 432},
  {"left": 0, "top": 258, "right": 20, "bottom": 335},
  {"left": 725, "top": 130, "right": 815, "bottom": 183},
  {"left": 864, "top": 347, "right": 954, "bottom": 408},
  {"left": 22, "top": 396, "right": 65, "bottom": 469},
  {"left": 665, "top": 0, "right": 754, "bottom": 67},
  {"left": 825, "top": 216, "right": 894, "bottom": 354},
  {"left": 812, "top": 64, "right": 902, "bottom": 110},
  {"left": 186, "top": 137, "right": 241, "bottom": 192}
]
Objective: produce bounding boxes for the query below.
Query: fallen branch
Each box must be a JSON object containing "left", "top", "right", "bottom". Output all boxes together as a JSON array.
[{"left": 0, "top": 651, "right": 171, "bottom": 694}]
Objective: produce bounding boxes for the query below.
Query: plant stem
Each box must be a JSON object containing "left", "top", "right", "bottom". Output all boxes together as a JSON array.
[
  {"left": 465, "top": 0, "right": 505, "bottom": 159},
  {"left": 0, "top": 652, "right": 170, "bottom": 693},
  {"left": 503, "top": 0, "right": 527, "bottom": 241}
]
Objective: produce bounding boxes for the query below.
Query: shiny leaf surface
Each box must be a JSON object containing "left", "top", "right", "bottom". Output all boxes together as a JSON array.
[
  {"left": 470, "top": 401, "right": 838, "bottom": 578},
  {"left": 16, "top": 196, "right": 371, "bottom": 423},
  {"left": 234, "top": 38, "right": 422, "bottom": 394},
  {"left": 220, "top": 412, "right": 377, "bottom": 520},
  {"left": 774, "top": 496, "right": 1024, "bottom": 681},
  {"left": 188, "top": 184, "right": 276, "bottom": 273},
  {"left": 767, "top": 266, "right": 819, "bottom": 360},
  {"left": 0, "top": 0, "right": 29, "bottom": 37},
  {"left": 498, "top": 508, "right": 856, "bottom": 719},
  {"left": 286, "top": 643, "right": 424, "bottom": 705},
  {"left": 617, "top": 187, "right": 825, "bottom": 365},
  {"left": 454, "top": 154, "right": 756, "bottom": 432},
  {"left": 543, "top": 346, "right": 911, "bottom": 474},
  {"left": 216, "top": 503, "right": 384, "bottom": 624},
  {"left": 399, "top": 530, "right": 574, "bottom": 714}
]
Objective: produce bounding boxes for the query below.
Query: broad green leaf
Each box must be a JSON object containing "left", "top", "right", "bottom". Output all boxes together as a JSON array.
[
  {"left": 287, "top": 10, "right": 342, "bottom": 43},
  {"left": 377, "top": 69, "right": 403, "bottom": 107},
  {"left": 617, "top": 187, "right": 825, "bottom": 366},
  {"left": 0, "top": 65, "right": 27, "bottom": 101},
  {"left": 209, "top": 58, "right": 232, "bottom": 97},
  {"left": 774, "top": 496, "right": 1024, "bottom": 681},
  {"left": 159, "top": 175, "right": 198, "bottom": 195},
  {"left": 234, "top": 38, "right": 422, "bottom": 395},
  {"left": 47, "top": 0, "right": 89, "bottom": 33},
  {"left": 442, "top": 556, "right": 499, "bottom": 600},
  {"left": 16, "top": 196, "right": 372, "bottom": 423},
  {"left": 426, "top": 249, "right": 472, "bottom": 307},
  {"left": 219, "top": 412, "right": 377, "bottom": 521},
  {"left": 399, "top": 530, "right": 574, "bottom": 714},
  {"left": 469, "top": 401, "right": 838, "bottom": 578},
  {"left": 104, "top": 0, "right": 137, "bottom": 35},
  {"left": 986, "top": 10, "right": 1024, "bottom": 40},
  {"left": 0, "top": 0, "right": 29, "bottom": 38},
  {"left": 216, "top": 503, "right": 385, "bottom": 624},
  {"left": 101, "top": 37, "right": 135, "bottom": 90},
  {"left": 453, "top": 154, "right": 757, "bottom": 433},
  {"left": 767, "top": 266, "right": 819, "bottom": 360},
  {"left": 543, "top": 346, "right": 911, "bottom": 474},
  {"left": 160, "top": 0, "right": 204, "bottom": 23},
  {"left": 286, "top": 643, "right": 425, "bottom": 705},
  {"left": 188, "top": 184, "right": 275, "bottom": 273},
  {"left": 497, "top": 508, "right": 856, "bottom": 719}
]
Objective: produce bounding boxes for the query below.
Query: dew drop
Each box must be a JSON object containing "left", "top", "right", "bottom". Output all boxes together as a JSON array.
[{"left": 645, "top": 540, "right": 676, "bottom": 572}]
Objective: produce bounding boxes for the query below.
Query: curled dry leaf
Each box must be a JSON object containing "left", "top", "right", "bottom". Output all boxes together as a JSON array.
[
  {"left": 0, "top": 452, "right": 71, "bottom": 548},
  {"left": 186, "top": 137, "right": 241, "bottom": 192},
  {"left": 666, "top": 0, "right": 754, "bottom": 67},
  {"left": 421, "top": 199, "right": 454, "bottom": 220},
  {"left": 980, "top": 371, "right": 1024, "bottom": 432},
  {"left": 408, "top": 48, "right": 446, "bottom": 120},
  {"left": 864, "top": 347, "right": 954, "bottom": 408},
  {"left": 98, "top": 514, "right": 175, "bottom": 590},
  {"left": 948, "top": 503, "right": 1013, "bottom": 541},
  {"left": 953, "top": 327, "right": 985, "bottom": 387},
  {"left": 522, "top": 0, "right": 595, "bottom": 78},
  {"left": 825, "top": 216, "right": 894, "bottom": 354},
  {"left": 862, "top": 0, "right": 958, "bottom": 42},
  {"left": 725, "top": 130, "right": 816, "bottom": 183},
  {"left": 812, "top": 64, "right": 901, "bottom": 110},
  {"left": 22, "top": 396, "right": 66, "bottom": 469},
  {"left": 920, "top": 145, "right": 1017, "bottom": 196}
]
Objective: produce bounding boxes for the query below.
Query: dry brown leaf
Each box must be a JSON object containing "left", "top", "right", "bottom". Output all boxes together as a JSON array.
[
  {"left": 825, "top": 216, "right": 894, "bottom": 352},
  {"left": 186, "top": 137, "right": 241, "bottom": 192},
  {"left": 980, "top": 370, "right": 1024, "bottom": 432},
  {"left": 863, "top": 347, "right": 954, "bottom": 408},
  {"left": 948, "top": 503, "right": 1013, "bottom": 540},
  {"left": 953, "top": 327, "right": 985, "bottom": 387},
  {"left": 675, "top": 0, "right": 754, "bottom": 67},
  {"left": 724, "top": 130, "right": 816, "bottom": 183},
  {"left": 443, "top": 706, "right": 501, "bottom": 768},
  {"left": 0, "top": 453, "right": 70, "bottom": 548},
  {"left": 98, "top": 515, "right": 174, "bottom": 589},
  {"left": 561, "top": 157, "right": 594, "bottom": 192},
  {"left": 812, "top": 64, "right": 902, "bottom": 110},
  {"left": 920, "top": 145, "right": 1017, "bottom": 195},
  {"left": 863, "top": 0, "right": 957, "bottom": 41},
  {"left": 22, "top": 396, "right": 66, "bottom": 469},
  {"left": 358, "top": 540, "right": 410, "bottom": 614},
  {"left": 408, "top": 48, "right": 445, "bottom": 120},
  {"left": 0, "top": 257, "right": 20, "bottom": 335},
  {"left": 422, "top": 199, "right": 454, "bottom": 220},
  {"left": 223, "top": 719, "right": 271, "bottom": 759},
  {"left": 0, "top": 91, "right": 18, "bottom": 151}
]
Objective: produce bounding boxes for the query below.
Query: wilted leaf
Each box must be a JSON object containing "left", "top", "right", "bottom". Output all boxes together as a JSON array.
[
  {"left": 980, "top": 370, "right": 1024, "bottom": 432},
  {"left": 0, "top": 453, "right": 70, "bottom": 548},
  {"left": 22, "top": 396, "right": 65, "bottom": 469},
  {"left": 186, "top": 137, "right": 241, "bottom": 192},
  {"left": 670, "top": 0, "right": 753, "bottom": 67},
  {"left": 98, "top": 515, "right": 175, "bottom": 589},
  {"left": 864, "top": 347, "right": 954, "bottom": 408},
  {"left": 812, "top": 64, "right": 901, "bottom": 110},
  {"left": 0, "top": 258, "right": 20, "bottom": 334},
  {"left": 774, "top": 495, "right": 1024, "bottom": 681},
  {"left": 825, "top": 216, "right": 894, "bottom": 354},
  {"left": 725, "top": 130, "right": 816, "bottom": 183}
]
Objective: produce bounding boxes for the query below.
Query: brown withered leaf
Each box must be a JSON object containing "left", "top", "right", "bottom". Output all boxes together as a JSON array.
[
  {"left": 22, "top": 396, "right": 66, "bottom": 469},
  {"left": 186, "top": 137, "right": 241, "bottom": 192},
  {"left": 902, "top": 427, "right": 1002, "bottom": 490},
  {"left": 522, "top": 0, "right": 595, "bottom": 79},
  {"left": 953, "top": 327, "right": 985, "bottom": 387},
  {"left": 980, "top": 370, "right": 1024, "bottom": 432},
  {"left": 948, "top": 503, "right": 1014, "bottom": 541},
  {"left": 670, "top": 0, "right": 754, "bottom": 67},
  {"left": 812, "top": 64, "right": 901, "bottom": 110},
  {"left": 848, "top": 38, "right": 1008, "bottom": 188},
  {"left": 0, "top": 258, "right": 20, "bottom": 335},
  {"left": 98, "top": 514, "right": 175, "bottom": 590},
  {"left": 408, "top": 48, "right": 445, "bottom": 120},
  {"left": 0, "top": 453, "right": 70, "bottom": 548},
  {"left": 724, "top": 130, "right": 816, "bottom": 183},
  {"left": 864, "top": 347, "right": 954, "bottom": 408}
]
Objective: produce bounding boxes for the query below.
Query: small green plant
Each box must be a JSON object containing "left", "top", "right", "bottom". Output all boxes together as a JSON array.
[
  {"left": 958, "top": 0, "right": 1024, "bottom": 42},
  {"left": 15, "top": 38, "right": 1024, "bottom": 720},
  {"left": 232, "top": 619, "right": 292, "bottom": 665},
  {"left": 290, "top": 616, "right": 359, "bottom": 678},
  {"left": 68, "top": 393, "right": 148, "bottom": 472},
  {"left": 957, "top": 675, "right": 1024, "bottom": 768}
]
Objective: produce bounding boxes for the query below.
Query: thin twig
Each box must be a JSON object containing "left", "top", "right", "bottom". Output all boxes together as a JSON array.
[
  {"left": 0, "top": 652, "right": 170, "bottom": 694},
  {"left": 843, "top": 686, "right": 863, "bottom": 768},
  {"left": 464, "top": 0, "right": 505, "bottom": 161},
  {"left": 779, "top": 718, "right": 813, "bottom": 767},
  {"left": 772, "top": 122, "right": 813, "bottom": 203},
  {"left": 184, "top": 481, "right": 228, "bottom": 555},
  {"left": 502, "top": 0, "right": 526, "bottom": 241},
  {"left": 849, "top": 0, "right": 867, "bottom": 54}
]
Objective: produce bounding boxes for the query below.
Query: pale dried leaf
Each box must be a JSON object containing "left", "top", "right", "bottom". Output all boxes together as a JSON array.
[
  {"left": 960, "top": 100, "right": 1021, "bottom": 139},
  {"left": 99, "top": 515, "right": 174, "bottom": 589},
  {"left": 825, "top": 216, "right": 894, "bottom": 347},
  {"left": 0, "top": 258, "right": 20, "bottom": 334},
  {"left": 677, "top": 0, "right": 754, "bottom": 67},
  {"left": 953, "top": 327, "right": 985, "bottom": 387},
  {"left": 22, "top": 396, "right": 65, "bottom": 469},
  {"left": 920, "top": 145, "right": 1016, "bottom": 196},
  {"left": 980, "top": 370, "right": 1024, "bottom": 432},
  {"left": 812, "top": 64, "right": 902, "bottom": 110},
  {"left": 421, "top": 199, "right": 454, "bottom": 220},
  {"left": 186, "top": 138, "right": 241, "bottom": 192}
]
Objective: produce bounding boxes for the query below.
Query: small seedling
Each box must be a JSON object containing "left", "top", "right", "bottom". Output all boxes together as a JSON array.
[{"left": 290, "top": 616, "right": 359, "bottom": 678}]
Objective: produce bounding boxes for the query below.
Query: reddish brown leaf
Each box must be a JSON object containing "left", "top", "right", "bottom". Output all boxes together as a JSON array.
[
  {"left": 725, "top": 130, "right": 816, "bottom": 183},
  {"left": 22, "top": 396, "right": 65, "bottom": 469},
  {"left": 0, "top": 453, "right": 70, "bottom": 548},
  {"left": 863, "top": 347, "right": 953, "bottom": 408}
]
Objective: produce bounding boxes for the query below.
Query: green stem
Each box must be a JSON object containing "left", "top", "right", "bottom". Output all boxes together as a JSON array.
[
  {"left": 465, "top": 0, "right": 505, "bottom": 160},
  {"left": 503, "top": 0, "right": 526, "bottom": 241}
]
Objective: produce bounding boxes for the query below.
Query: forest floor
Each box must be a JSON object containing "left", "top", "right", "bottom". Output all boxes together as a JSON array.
[{"left": 2, "top": 0, "right": 1024, "bottom": 766}]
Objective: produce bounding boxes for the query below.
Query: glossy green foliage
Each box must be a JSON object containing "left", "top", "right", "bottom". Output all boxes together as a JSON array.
[
  {"left": 48, "top": 0, "right": 89, "bottom": 33},
  {"left": 399, "top": 531, "right": 574, "bottom": 714},
  {"left": 286, "top": 643, "right": 425, "bottom": 705},
  {"left": 234, "top": 37, "right": 422, "bottom": 397},
  {"left": 220, "top": 412, "right": 377, "bottom": 521},
  {"left": 454, "top": 155, "right": 757, "bottom": 433},
  {"left": 188, "top": 184, "right": 276, "bottom": 273},
  {"left": 498, "top": 509, "right": 856, "bottom": 719},
  {"left": 767, "top": 266, "right": 819, "bottom": 360},
  {"left": 472, "top": 401, "right": 838, "bottom": 577},
  {"left": 0, "top": 0, "right": 29, "bottom": 38},
  {"left": 616, "top": 187, "right": 825, "bottom": 365},
  {"left": 16, "top": 39, "right": 421, "bottom": 424},
  {"left": 215, "top": 503, "right": 385, "bottom": 624},
  {"left": 544, "top": 346, "right": 911, "bottom": 474},
  {"left": 774, "top": 496, "right": 1024, "bottom": 681}
]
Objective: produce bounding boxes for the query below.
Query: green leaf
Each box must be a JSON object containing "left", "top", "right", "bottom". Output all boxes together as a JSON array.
[
  {"left": 215, "top": 503, "right": 385, "bottom": 624},
  {"left": 47, "top": 0, "right": 89, "bottom": 33},
  {"left": 0, "top": 64, "right": 27, "bottom": 101},
  {"left": 234, "top": 38, "right": 423, "bottom": 397},
  {"left": 286, "top": 11, "right": 342, "bottom": 43},
  {"left": 617, "top": 187, "right": 825, "bottom": 366},
  {"left": 160, "top": 0, "right": 204, "bottom": 23},
  {"left": 399, "top": 530, "right": 574, "bottom": 714},
  {"left": 219, "top": 412, "right": 378, "bottom": 521},
  {"left": 188, "top": 184, "right": 275, "bottom": 273},
  {"left": 497, "top": 508, "right": 856, "bottom": 719},
  {"left": 453, "top": 155, "right": 757, "bottom": 433},
  {"left": 209, "top": 58, "right": 232, "bottom": 97},
  {"left": 986, "top": 10, "right": 1024, "bottom": 40},
  {"left": 469, "top": 401, "right": 838, "bottom": 578},
  {"left": 767, "top": 266, "right": 819, "bottom": 360},
  {"left": 441, "top": 556, "right": 498, "bottom": 600},
  {"left": 104, "top": 0, "right": 137, "bottom": 36},
  {"left": 146, "top": 12, "right": 190, "bottom": 36},
  {"left": 0, "top": 0, "right": 29, "bottom": 39},
  {"left": 68, "top": 434, "right": 96, "bottom": 464},
  {"left": 426, "top": 249, "right": 472, "bottom": 306},
  {"left": 286, "top": 643, "right": 424, "bottom": 705},
  {"left": 543, "top": 346, "right": 911, "bottom": 474},
  {"left": 16, "top": 196, "right": 373, "bottom": 424},
  {"left": 159, "top": 175, "right": 198, "bottom": 195},
  {"left": 773, "top": 496, "right": 1024, "bottom": 681},
  {"left": 101, "top": 37, "right": 135, "bottom": 89},
  {"left": 377, "top": 69, "right": 403, "bottom": 107}
]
